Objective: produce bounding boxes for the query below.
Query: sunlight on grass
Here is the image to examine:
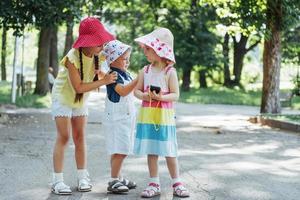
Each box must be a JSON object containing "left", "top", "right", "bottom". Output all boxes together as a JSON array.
[
  {"left": 180, "top": 87, "right": 300, "bottom": 108},
  {"left": 262, "top": 114, "right": 300, "bottom": 124},
  {"left": 292, "top": 96, "right": 300, "bottom": 109},
  {"left": 180, "top": 87, "right": 261, "bottom": 106},
  {"left": 0, "top": 81, "right": 51, "bottom": 108}
]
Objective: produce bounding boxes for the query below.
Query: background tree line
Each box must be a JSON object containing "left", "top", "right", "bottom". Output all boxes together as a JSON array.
[{"left": 0, "top": 0, "right": 299, "bottom": 113}]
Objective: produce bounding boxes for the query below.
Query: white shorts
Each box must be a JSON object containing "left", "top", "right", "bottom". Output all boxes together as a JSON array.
[{"left": 51, "top": 99, "right": 88, "bottom": 120}]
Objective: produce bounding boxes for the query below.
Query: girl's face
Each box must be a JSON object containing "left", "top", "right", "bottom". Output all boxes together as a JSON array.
[
  {"left": 110, "top": 50, "right": 131, "bottom": 71},
  {"left": 143, "top": 45, "right": 161, "bottom": 63}
]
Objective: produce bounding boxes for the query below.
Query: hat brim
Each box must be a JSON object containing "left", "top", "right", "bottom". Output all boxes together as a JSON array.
[
  {"left": 134, "top": 35, "right": 176, "bottom": 63},
  {"left": 73, "top": 32, "right": 115, "bottom": 49}
]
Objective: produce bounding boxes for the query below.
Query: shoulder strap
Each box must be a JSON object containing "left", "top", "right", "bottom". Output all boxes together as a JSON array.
[
  {"left": 164, "top": 65, "right": 174, "bottom": 75},
  {"left": 165, "top": 65, "right": 175, "bottom": 75},
  {"left": 144, "top": 64, "right": 151, "bottom": 74}
]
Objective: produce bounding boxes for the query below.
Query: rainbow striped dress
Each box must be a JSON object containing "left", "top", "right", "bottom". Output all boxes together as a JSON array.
[{"left": 133, "top": 65, "right": 178, "bottom": 157}]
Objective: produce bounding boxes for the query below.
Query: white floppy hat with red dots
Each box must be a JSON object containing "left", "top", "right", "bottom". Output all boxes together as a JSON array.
[
  {"left": 103, "top": 40, "right": 131, "bottom": 65},
  {"left": 134, "top": 27, "right": 175, "bottom": 63}
]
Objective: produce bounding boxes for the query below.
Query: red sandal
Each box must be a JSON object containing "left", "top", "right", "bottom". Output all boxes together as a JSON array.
[
  {"left": 173, "top": 182, "right": 190, "bottom": 198},
  {"left": 141, "top": 182, "right": 161, "bottom": 198}
]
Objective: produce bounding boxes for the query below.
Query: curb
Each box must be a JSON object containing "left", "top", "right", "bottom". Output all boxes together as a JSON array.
[{"left": 249, "top": 116, "right": 300, "bottom": 132}]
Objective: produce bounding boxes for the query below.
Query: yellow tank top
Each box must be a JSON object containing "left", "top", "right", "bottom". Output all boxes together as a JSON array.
[{"left": 52, "top": 48, "right": 103, "bottom": 108}]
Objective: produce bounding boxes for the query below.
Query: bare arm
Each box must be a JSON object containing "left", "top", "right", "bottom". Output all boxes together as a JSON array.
[
  {"left": 114, "top": 77, "right": 138, "bottom": 97},
  {"left": 150, "top": 69, "right": 179, "bottom": 102},
  {"left": 134, "top": 69, "right": 150, "bottom": 101},
  {"left": 66, "top": 58, "right": 117, "bottom": 93}
]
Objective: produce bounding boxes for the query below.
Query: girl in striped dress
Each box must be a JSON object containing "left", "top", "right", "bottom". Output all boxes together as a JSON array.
[{"left": 133, "top": 28, "right": 190, "bottom": 198}]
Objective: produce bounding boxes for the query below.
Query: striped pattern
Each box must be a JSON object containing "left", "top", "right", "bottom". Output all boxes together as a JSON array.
[
  {"left": 137, "top": 107, "right": 175, "bottom": 126},
  {"left": 134, "top": 99, "right": 177, "bottom": 157}
]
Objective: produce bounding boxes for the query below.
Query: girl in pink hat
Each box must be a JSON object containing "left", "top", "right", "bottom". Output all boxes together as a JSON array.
[
  {"left": 50, "top": 17, "right": 117, "bottom": 195},
  {"left": 134, "top": 27, "right": 190, "bottom": 198}
]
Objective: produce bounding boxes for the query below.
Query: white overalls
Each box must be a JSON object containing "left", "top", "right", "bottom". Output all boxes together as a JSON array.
[{"left": 103, "top": 76, "right": 136, "bottom": 155}]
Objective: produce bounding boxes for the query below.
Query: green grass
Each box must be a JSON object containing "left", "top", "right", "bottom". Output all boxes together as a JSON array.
[
  {"left": 0, "top": 81, "right": 51, "bottom": 108},
  {"left": 291, "top": 96, "right": 300, "bottom": 109},
  {"left": 0, "top": 81, "right": 11, "bottom": 104},
  {"left": 180, "top": 87, "right": 300, "bottom": 108},
  {"left": 262, "top": 114, "right": 300, "bottom": 124},
  {"left": 179, "top": 87, "right": 262, "bottom": 106}
]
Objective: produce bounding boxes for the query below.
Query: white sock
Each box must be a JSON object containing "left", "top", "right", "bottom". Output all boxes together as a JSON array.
[
  {"left": 172, "top": 177, "right": 181, "bottom": 185},
  {"left": 118, "top": 176, "right": 124, "bottom": 182},
  {"left": 110, "top": 177, "right": 119, "bottom": 182},
  {"left": 77, "top": 169, "right": 88, "bottom": 179},
  {"left": 53, "top": 172, "right": 63, "bottom": 183},
  {"left": 149, "top": 177, "right": 160, "bottom": 185}
]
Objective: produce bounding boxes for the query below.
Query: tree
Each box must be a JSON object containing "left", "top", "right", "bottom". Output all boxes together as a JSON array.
[
  {"left": 1, "top": 24, "right": 7, "bottom": 81},
  {"left": 62, "top": 1, "right": 85, "bottom": 57},
  {"left": 63, "top": 15, "right": 74, "bottom": 56},
  {"left": 35, "top": 27, "right": 52, "bottom": 95},
  {"left": 164, "top": 0, "right": 218, "bottom": 90},
  {"left": 282, "top": 25, "right": 300, "bottom": 65},
  {"left": 204, "top": 0, "right": 265, "bottom": 87},
  {"left": 50, "top": 26, "right": 58, "bottom": 77},
  {"left": 22, "top": 0, "right": 85, "bottom": 95},
  {"left": 261, "top": 0, "right": 300, "bottom": 113},
  {"left": 0, "top": 0, "right": 32, "bottom": 81}
]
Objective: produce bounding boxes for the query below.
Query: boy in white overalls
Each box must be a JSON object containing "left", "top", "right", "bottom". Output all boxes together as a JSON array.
[{"left": 102, "top": 40, "right": 138, "bottom": 194}]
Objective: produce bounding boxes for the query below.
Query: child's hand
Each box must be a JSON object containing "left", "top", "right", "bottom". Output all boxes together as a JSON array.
[
  {"left": 94, "top": 69, "right": 105, "bottom": 79},
  {"left": 103, "top": 72, "right": 117, "bottom": 84},
  {"left": 142, "top": 92, "right": 151, "bottom": 102},
  {"left": 148, "top": 88, "right": 162, "bottom": 101}
]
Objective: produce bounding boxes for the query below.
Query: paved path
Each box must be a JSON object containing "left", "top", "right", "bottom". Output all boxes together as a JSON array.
[{"left": 0, "top": 91, "right": 299, "bottom": 200}]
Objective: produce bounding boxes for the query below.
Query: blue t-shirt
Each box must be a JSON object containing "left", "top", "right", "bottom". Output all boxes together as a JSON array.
[{"left": 106, "top": 67, "right": 132, "bottom": 103}]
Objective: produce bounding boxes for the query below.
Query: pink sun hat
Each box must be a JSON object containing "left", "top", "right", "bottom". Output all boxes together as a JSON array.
[
  {"left": 73, "top": 17, "right": 115, "bottom": 49},
  {"left": 134, "top": 27, "right": 175, "bottom": 63}
]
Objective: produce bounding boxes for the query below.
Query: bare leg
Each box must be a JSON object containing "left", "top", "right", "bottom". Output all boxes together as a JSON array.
[
  {"left": 166, "top": 157, "right": 190, "bottom": 197},
  {"left": 71, "top": 116, "right": 87, "bottom": 169},
  {"left": 111, "top": 154, "right": 127, "bottom": 178},
  {"left": 53, "top": 117, "right": 71, "bottom": 172},
  {"left": 148, "top": 154, "right": 159, "bottom": 177},
  {"left": 165, "top": 157, "right": 179, "bottom": 178}
]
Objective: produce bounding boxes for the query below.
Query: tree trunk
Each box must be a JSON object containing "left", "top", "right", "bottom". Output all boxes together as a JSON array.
[
  {"left": 50, "top": 26, "right": 58, "bottom": 77},
  {"left": 199, "top": 70, "right": 207, "bottom": 88},
  {"left": 182, "top": 68, "right": 191, "bottom": 91},
  {"left": 63, "top": 18, "right": 74, "bottom": 57},
  {"left": 223, "top": 32, "right": 230, "bottom": 86},
  {"left": 1, "top": 25, "right": 7, "bottom": 81},
  {"left": 233, "top": 35, "right": 248, "bottom": 86},
  {"left": 260, "top": 0, "right": 282, "bottom": 114},
  {"left": 34, "top": 27, "right": 51, "bottom": 95}
]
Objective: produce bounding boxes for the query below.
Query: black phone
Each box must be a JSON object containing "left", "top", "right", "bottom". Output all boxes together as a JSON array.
[{"left": 150, "top": 85, "right": 161, "bottom": 94}]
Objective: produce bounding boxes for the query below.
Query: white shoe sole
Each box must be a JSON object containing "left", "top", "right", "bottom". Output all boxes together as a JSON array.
[
  {"left": 51, "top": 188, "right": 72, "bottom": 195},
  {"left": 77, "top": 187, "right": 92, "bottom": 192}
]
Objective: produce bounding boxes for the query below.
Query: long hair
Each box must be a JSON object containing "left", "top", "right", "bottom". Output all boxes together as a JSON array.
[
  {"left": 93, "top": 55, "right": 99, "bottom": 81},
  {"left": 74, "top": 48, "right": 84, "bottom": 103},
  {"left": 74, "top": 48, "right": 100, "bottom": 103}
]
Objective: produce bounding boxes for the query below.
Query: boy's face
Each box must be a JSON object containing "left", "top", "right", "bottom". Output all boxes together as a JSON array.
[
  {"left": 110, "top": 50, "right": 131, "bottom": 71},
  {"left": 143, "top": 45, "right": 160, "bottom": 63}
]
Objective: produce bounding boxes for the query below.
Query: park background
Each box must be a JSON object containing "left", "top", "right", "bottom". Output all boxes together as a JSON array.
[
  {"left": 0, "top": 0, "right": 299, "bottom": 117},
  {"left": 0, "top": 1, "right": 300, "bottom": 200}
]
